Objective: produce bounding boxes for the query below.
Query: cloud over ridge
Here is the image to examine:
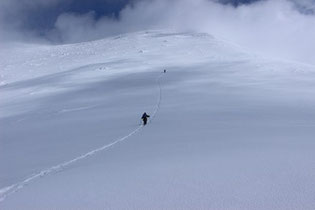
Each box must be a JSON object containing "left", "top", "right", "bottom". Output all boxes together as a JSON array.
[{"left": 1, "top": 0, "right": 314, "bottom": 64}]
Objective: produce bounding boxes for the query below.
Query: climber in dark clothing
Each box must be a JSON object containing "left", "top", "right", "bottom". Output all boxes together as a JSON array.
[{"left": 141, "top": 112, "right": 150, "bottom": 125}]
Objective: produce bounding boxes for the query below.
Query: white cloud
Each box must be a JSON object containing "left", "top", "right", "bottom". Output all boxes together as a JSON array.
[
  {"left": 1, "top": 0, "right": 314, "bottom": 64},
  {"left": 51, "top": 0, "right": 315, "bottom": 64}
]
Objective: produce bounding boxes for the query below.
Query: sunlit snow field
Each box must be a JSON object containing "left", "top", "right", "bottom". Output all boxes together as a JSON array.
[{"left": 1, "top": 31, "right": 315, "bottom": 209}]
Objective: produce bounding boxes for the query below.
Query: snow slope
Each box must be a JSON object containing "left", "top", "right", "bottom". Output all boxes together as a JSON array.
[{"left": 1, "top": 30, "right": 315, "bottom": 209}]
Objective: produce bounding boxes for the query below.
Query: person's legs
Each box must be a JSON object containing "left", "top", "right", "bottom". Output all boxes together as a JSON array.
[{"left": 143, "top": 118, "right": 147, "bottom": 125}]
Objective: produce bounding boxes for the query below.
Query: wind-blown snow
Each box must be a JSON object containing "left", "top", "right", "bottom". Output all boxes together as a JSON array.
[{"left": 1, "top": 30, "right": 315, "bottom": 209}]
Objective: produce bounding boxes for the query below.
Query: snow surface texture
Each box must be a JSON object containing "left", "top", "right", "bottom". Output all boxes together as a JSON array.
[
  {"left": 1, "top": 30, "right": 315, "bottom": 209},
  {"left": 0, "top": 71, "right": 164, "bottom": 203}
]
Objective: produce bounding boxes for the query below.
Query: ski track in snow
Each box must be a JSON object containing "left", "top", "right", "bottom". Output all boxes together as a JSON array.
[
  {"left": 150, "top": 73, "right": 164, "bottom": 123},
  {"left": 0, "top": 72, "right": 165, "bottom": 203}
]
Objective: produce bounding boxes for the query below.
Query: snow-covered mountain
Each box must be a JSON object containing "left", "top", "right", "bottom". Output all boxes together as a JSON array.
[{"left": 1, "top": 30, "right": 315, "bottom": 209}]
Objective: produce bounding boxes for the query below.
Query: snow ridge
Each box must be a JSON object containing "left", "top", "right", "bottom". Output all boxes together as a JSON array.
[{"left": 0, "top": 72, "right": 165, "bottom": 203}]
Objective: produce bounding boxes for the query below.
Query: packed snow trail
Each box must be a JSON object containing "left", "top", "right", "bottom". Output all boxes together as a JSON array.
[
  {"left": 150, "top": 72, "right": 165, "bottom": 123},
  {"left": 0, "top": 72, "right": 165, "bottom": 203}
]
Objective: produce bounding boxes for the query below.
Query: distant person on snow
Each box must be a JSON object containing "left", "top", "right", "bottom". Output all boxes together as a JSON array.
[
  {"left": 141, "top": 112, "right": 150, "bottom": 125},
  {"left": 164, "top": 69, "right": 166, "bottom": 73}
]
